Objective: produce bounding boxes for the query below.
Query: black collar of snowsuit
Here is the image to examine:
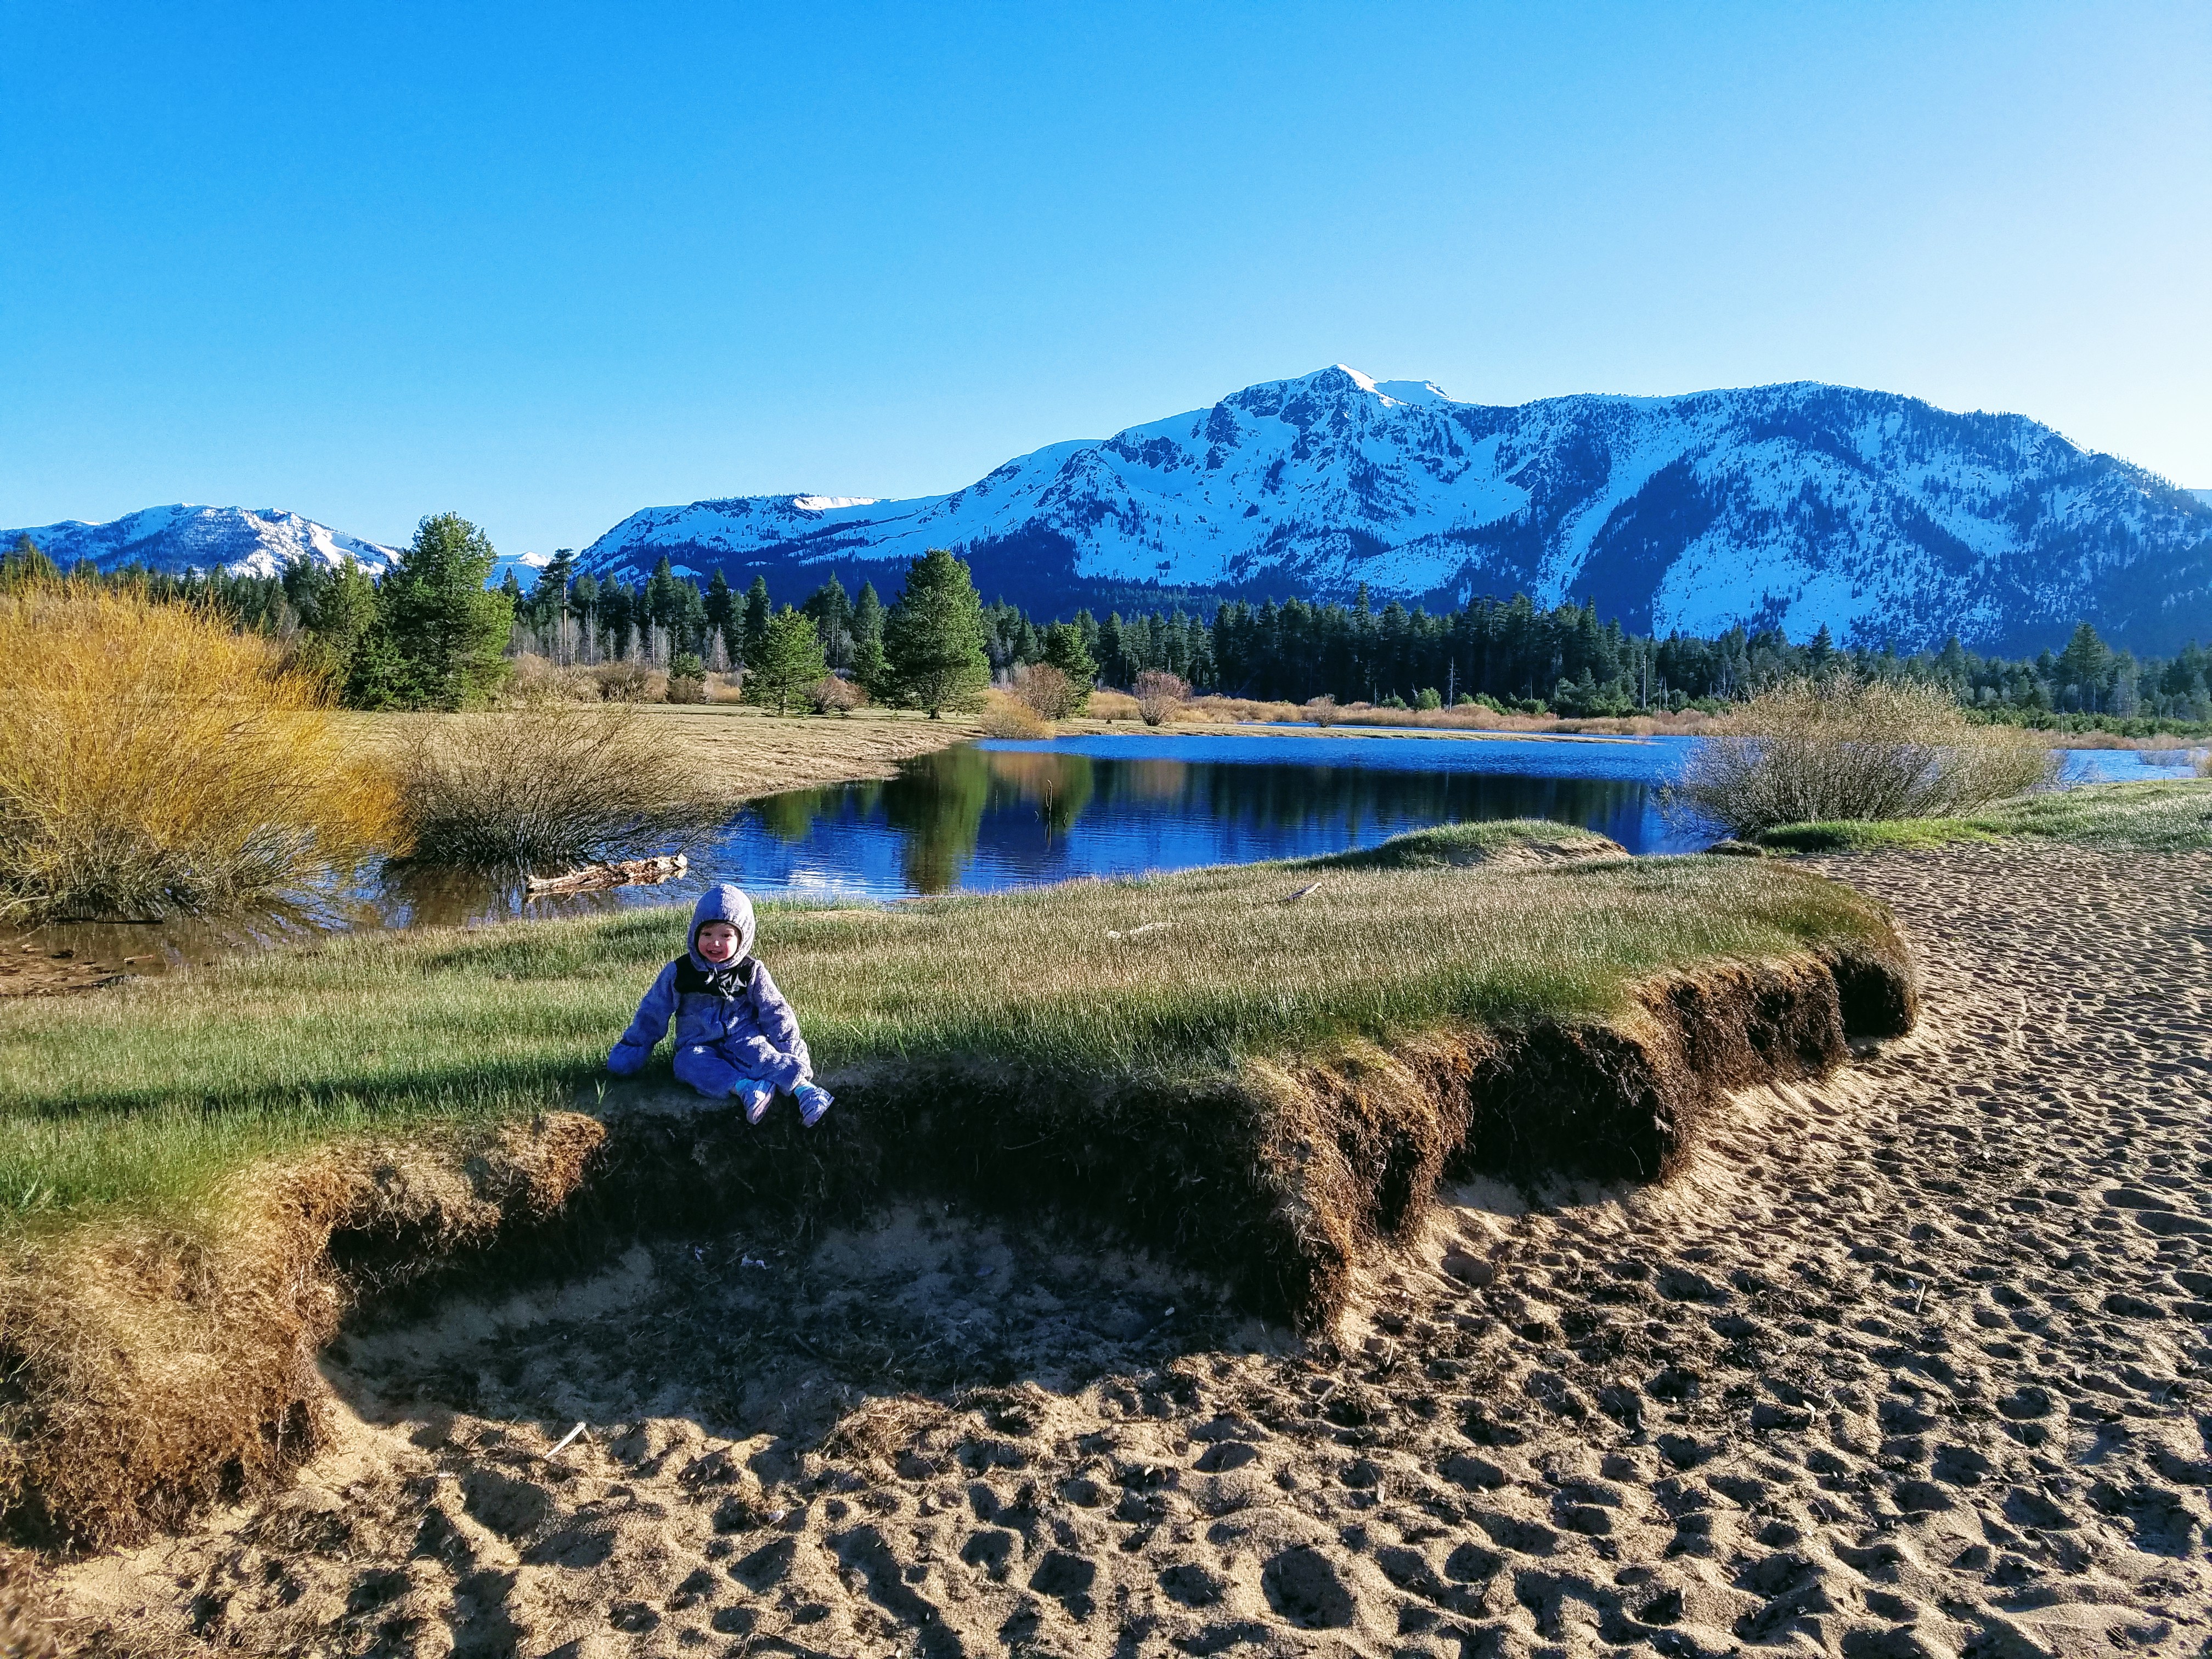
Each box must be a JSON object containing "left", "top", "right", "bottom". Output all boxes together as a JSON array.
[{"left": 674, "top": 954, "right": 755, "bottom": 998}]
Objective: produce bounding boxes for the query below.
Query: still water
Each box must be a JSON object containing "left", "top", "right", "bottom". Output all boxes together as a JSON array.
[
  {"left": 708, "top": 731, "right": 2165, "bottom": 905},
  {"left": 731, "top": 732, "right": 1694, "bottom": 902},
  {"left": 10, "top": 733, "right": 2174, "bottom": 968}
]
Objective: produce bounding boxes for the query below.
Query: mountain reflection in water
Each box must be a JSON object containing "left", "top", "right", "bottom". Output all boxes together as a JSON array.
[{"left": 722, "top": 732, "right": 1695, "bottom": 901}]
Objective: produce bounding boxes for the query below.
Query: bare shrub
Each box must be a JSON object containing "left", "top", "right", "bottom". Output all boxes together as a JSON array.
[
  {"left": 978, "top": 691, "right": 1051, "bottom": 738},
  {"left": 1011, "top": 662, "right": 1079, "bottom": 722},
  {"left": 0, "top": 579, "right": 398, "bottom": 920},
  {"left": 665, "top": 651, "right": 708, "bottom": 705},
  {"left": 1134, "top": 669, "right": 1190, "bottom": 727},
  {"left": 1305, "top": 695, "right": 1340, "bottom": 727},
  {"left": 393, "top": 703, "right": 714, "bottom": 869},
  {"left": 594, "top": 660, "right": 657, "bottom": 703},
  {"left": 1664, "top": 675, "right": 2055, "bottom": 837},
  {"left": 806, "top": 674, "right": 867, "bottom": 716}
]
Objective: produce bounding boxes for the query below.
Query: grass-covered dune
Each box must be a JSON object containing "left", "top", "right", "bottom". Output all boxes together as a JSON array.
[{"left": 0, "top": 822, "right": 1913, "bottom": 1549}]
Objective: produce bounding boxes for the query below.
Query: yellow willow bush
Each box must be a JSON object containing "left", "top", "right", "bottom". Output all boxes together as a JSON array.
[
  {"left": 0, "top": 579, "right": 400, "bottom": 920},
  {"left": 1664, "top": 674, "right": 2055, "bottom": 837}
]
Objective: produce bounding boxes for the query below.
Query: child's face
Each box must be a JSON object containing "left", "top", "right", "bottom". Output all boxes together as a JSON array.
[{"left": 696, "top": 922, "right": 740, "bottom": 963}]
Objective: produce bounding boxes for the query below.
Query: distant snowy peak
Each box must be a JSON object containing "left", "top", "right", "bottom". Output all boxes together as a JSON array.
[
  {"left": 490, "top": 549, "right": 551, "bottom": 591},
  {"left": 4, "top": 504, "right": 401, "bottom": 578},
  {"left": 578, "top": 365, "right": 2212, "bottom": 653}
]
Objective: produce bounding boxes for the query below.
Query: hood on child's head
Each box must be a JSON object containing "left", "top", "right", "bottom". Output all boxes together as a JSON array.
[{"left": 688, "top": 883, "right": 756, "bottom": 969}]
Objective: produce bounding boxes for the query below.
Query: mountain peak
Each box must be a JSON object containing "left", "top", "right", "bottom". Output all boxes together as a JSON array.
[
  {"left": 1, "top": 504, "right": 400, "bottom": 579},
  {"left": 579, "top": 369, "right": 2212, "bottom": 652}
]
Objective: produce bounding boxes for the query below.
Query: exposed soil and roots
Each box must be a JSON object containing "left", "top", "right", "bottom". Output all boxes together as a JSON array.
[{"left": 4, "top": 938, "right": 1909, "bottom": 1559}]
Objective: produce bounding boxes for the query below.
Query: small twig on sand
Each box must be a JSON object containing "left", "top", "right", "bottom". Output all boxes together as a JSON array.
[
  {"left": 1285, "top": 881, "right": 1324, "bottom": 902},
  {"left": 546, "top": 1421, "right": 589, "bottom": 1458}
]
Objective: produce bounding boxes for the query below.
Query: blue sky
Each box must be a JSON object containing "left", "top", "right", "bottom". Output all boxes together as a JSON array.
[{"left": 3, "top": 1, "right": 2205, "bottom": 555}]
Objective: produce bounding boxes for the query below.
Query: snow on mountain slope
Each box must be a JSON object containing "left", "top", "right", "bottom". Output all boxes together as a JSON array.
[
  {"left": 580, "top": 366, "right": 2212, "bottom": 652},
  {"left": 3, "top": 505, "right": 401, "bottom": 578}
]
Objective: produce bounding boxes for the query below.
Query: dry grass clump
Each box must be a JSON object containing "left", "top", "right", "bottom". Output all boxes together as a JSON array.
[
  {"left": 392, "top": 703, "right": 718, "bottom": 870},
  {"left": 1088, "top": 688, "right": 1141, "bottom": 722},
  {"left": 977, "top": 690, "right": 1052, "bottom": 738},
  {"left": 0, "top": 579, "right": 398, "bottom": 922},
  {"left": 1666, "top": 675, "right": 2052, "bottom": 837},
  {"left": 592, "top": 660, "right": 664, "bottom": 703},
  {"left": 504, "top": 653, "right": 600, "bottom": 704},
  {"left": 808, "top": 674, "right": 867, "bottom": 715},
  {"left": 0, "top": 1114, "right": 602, "bottom": 1549}
]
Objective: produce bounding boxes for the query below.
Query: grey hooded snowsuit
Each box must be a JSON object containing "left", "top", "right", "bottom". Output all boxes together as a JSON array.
[{"left": 608, "top": 884, "right": 814, "bottom": 1097}]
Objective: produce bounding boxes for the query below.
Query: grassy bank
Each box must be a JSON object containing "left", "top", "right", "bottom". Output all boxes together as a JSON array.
[
  {"left": 1756, "top": 777, "right": 2212, "bottom": 855},
  {"left": 2, "top": 824, "right": 1893, "bottom": 1230},
  {"left": 0, "top": 823, "right": 1912, "bottom": 1547}
]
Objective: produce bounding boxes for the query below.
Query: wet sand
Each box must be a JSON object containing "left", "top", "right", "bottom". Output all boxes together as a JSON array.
[{"left": 55, "top": 843, "right": 2212, "bottom": 1656}]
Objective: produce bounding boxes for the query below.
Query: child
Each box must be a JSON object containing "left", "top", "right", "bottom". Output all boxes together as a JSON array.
[{"left": 607, "top": 884, "right": 834, "bottom": 1126}]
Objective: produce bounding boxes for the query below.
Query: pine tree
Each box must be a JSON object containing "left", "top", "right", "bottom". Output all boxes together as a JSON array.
[
  {"left": 1, "top": 534, "right": 59, "bottom": 588},
  {"left": 803, "top": 575, "right": 854, "bottom": 669},
  {"left": 302, "top": 556, "right": 380, "bottom": 689},
  {"left": 703, "top": 569, "right": 733, "bottom": 659},
  {"left": 742, "top": 576, "right": 772, "bottom": 668},
  {"left": 882, "top": 549, "right": 990, "bottom": 718},
  {"left": 363, "top": 512, "right": 514, "bottom": 709},
  {"left": 533, "top": 549, "right": 577, "bottom": 630},
  {"left": 850, "top": 579, "right": 888, "bottom": 694},
  {"left": 1041, "top": 621, "right": 1098, "bottom": 712},
  {"left": 741, "top": 606, "right": 830, "bottom": 716}
]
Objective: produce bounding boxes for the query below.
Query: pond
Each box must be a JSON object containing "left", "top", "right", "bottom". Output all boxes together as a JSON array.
[{"left": 4, "top": 732, "right": 2174, "bottom": 974}]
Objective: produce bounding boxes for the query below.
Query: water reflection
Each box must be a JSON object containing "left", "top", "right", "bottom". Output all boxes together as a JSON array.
[
  {"left": 716, "top": 735, "right": 1691, "bottom": 901},
  {"left": 4, "top": 736, "right": 2172, "bottom": 971}
]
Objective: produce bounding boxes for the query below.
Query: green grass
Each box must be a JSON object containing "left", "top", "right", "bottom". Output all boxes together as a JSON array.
[
  {"left": 1759, "top": 778, "right": 2212, "bottom": 855},
  {"left": 0, "top": 824, "right": 1898, "bottom": 1233}
]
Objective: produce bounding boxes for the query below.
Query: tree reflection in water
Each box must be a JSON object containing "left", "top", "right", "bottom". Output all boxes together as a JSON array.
[{"left": 727, "top": 740, "right": 1678, "bottom": 897}]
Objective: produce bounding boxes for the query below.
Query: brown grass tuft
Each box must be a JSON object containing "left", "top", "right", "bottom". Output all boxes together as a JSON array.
[
  {"left": 391, "top": 702, "right": 718, "bottom": 868},
  {"left": 0, "top": 1114, "right": 602, "bottom": 1551},
  {"left": 0, "top": 579, "right": 399, "bottom": 922},
  {"left": 977, "top": 691, "right": 1051, "bottom": 739}
]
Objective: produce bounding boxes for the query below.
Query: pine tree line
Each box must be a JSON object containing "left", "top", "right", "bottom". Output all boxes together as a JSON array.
[{"left": 9, "top": 528, "right": 2210, "bottom": 730}]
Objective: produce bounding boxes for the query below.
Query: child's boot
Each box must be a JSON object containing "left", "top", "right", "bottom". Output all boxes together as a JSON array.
[
  {"left": 736, "top": 1079, "right": 774, "bottom": 1125},
  {"left": 794, "top": 1082, "right": 833, "bottom": 1127}
]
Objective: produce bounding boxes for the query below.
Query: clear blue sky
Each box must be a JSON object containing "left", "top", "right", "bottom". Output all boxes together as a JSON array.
[{"left": 4, "top": 1, "right": 2206, "bottom": 556}]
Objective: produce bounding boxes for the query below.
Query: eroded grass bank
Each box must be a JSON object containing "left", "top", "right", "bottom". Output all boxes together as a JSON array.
[{"left": 0, "top": 825, "right": 1913, "bottom": 1549}]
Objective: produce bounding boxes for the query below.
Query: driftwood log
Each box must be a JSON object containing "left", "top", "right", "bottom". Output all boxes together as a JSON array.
[{"left": 524, "top": 854, "right": 688, "bottom": 895}]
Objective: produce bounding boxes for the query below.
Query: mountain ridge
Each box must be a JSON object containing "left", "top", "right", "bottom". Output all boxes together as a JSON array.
[
  {"left": 10, "top": 370, "right": 2209, "bottom": 652},
  {"left": 3, "top": 504, "right": 402, "bottom": 580},
  {"left": 577, "top": 366, "right": 2212, "bottom": 653}
]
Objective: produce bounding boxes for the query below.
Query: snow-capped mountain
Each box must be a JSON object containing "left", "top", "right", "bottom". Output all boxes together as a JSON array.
[
  {"left": 2, "top": 505, "right": 402, "bottom": 578},
  {"left": 580, "top": 366, "right": 2212, "bottom": 653}
]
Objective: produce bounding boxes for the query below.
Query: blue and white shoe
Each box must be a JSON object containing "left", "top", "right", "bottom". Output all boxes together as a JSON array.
[
  {"left": 793, "top": 1082, "right": 833, "bottom": 1128},
  {"left": 736, "top": 1080, "right": 774, "bottom": 1125}
]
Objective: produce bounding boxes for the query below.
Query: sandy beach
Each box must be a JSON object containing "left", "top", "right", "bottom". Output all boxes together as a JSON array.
[{"left": 51, "top": 841, "right": 2212, "bottom": 1657}]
